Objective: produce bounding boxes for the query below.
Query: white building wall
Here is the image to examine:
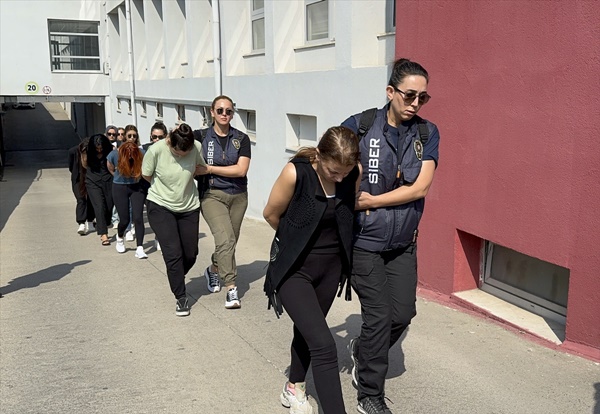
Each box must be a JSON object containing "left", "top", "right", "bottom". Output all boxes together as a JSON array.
[
  {"left": 0, "top": 0, "right": 108, "bottom": 100},
  {"left": 1, "top": 0, "right": 396, "bottom": 219}
]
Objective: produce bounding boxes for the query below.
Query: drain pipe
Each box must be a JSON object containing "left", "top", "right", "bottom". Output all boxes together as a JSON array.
[
  {"left": 125, "top": 0, "right": 137, "bottom": 125},
  {"left": 212, "top": 0, "right": 222, "bottom": 96}
]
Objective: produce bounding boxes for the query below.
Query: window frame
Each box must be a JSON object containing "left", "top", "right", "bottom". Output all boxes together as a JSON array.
[
  {"left": 251, "top": 0, "right": 265, "bottom": 51},
  {"left": 47, "top": 19, "right": 102, "bottom": 72},
  {"left": 305, "top": 0, "right": 330, "bottom": 43}
]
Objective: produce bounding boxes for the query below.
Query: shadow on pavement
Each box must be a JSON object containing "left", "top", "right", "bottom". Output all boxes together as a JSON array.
[
  {"left": 594, "top": 383, "right": 600, "bottom": 414},
  {"left": 0, "top": 260, "right": 91, "bottom": 296}
]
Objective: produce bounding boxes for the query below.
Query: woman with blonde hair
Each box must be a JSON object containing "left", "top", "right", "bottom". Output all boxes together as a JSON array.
[
  {"left": 108, "top": 136, "right": 148, "bottom": 258},
  {"left": 264, "top": 126, "right": 361, "bottom": 414}
]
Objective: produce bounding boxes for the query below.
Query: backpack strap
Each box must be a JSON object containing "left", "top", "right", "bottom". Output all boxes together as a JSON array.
[
  {"left": 357, "top": 108, "right": 377, "bottom": 140},
  {"left": 415, "top": 116, "right": 429, "bottom": 145}
]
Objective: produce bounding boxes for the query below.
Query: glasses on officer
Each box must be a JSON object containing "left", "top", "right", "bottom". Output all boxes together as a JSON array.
[
  {"left": 215, "top": 107, "right": 234, "bottom": 116},
  {"left": 393, "top": 86, "right": 431, "bottom": 105}
]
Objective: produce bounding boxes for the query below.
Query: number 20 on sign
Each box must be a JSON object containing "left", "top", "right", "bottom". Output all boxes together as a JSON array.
[{"left": 25, "top": 82, "right": 39, "bottom": 94}]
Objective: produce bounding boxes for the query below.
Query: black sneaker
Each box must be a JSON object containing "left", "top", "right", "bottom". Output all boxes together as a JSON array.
[
  {"left": 175, "top": 297, "right": 190, "bottom": 317},
  {"left": 348, "top": 337, "right": 359, "bottom": 388},
  {"left": 357, "top": 395, "right": 392, "bottom": 414}
]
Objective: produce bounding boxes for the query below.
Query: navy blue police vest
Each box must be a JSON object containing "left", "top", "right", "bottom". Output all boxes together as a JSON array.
[
  {"left": 201, "top": 127, "right": 248, "bottom": 194},
  {"left": 352, "top": 106, "right": 434, "bottom": 252}
]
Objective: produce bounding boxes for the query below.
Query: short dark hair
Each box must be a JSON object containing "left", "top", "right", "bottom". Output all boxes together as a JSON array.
[{"left": 169, "top": 123, "right": 195, "bottom": 152}]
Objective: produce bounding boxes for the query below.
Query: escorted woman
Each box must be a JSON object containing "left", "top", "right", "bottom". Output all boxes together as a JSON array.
[
  {"left": 195, "top": 95, "right": 251, "bottom": 309},
  {"left": 142, "top": 123, "right": 206, "bottom": 317},
  {"left": 263, "top": 126, "right": 361, "bottom": 414},
  {"left": 68, "top": 138, "right": 95, "bottom": 235},
  {"left": 85, "top": 134, "right": 114, "bottom": 246},
  {"left": 107, "top": 139, "right": 147, "bottom": 258},
  {"left": 342, "top": 58, "right": 440, "bottom": 414}
]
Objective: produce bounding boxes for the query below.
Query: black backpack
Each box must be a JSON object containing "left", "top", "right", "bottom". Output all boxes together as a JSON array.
[{"left": 357, "top": 107, "right": 429, "bottom": 144}]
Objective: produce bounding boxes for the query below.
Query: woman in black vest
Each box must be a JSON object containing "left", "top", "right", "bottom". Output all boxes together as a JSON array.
[{"left": 263, "top": 126, "right": 361, "bottom": 414}]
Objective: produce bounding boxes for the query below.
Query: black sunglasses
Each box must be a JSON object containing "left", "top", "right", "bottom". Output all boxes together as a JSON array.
[
  {"left": 107, "top": 132, "right": 117, "bottom": 137},
  {"left": 393, "top": 86, "right": 431, "bottom": 105},
  {"left": 126, "top": 133, "right": 138, "bottom": 138},
  {"left": 151, "top": 134, "right": 164, "bottom": 140},
  {"left": 216, "top": 107, "right": 234, "bottom": 116}
]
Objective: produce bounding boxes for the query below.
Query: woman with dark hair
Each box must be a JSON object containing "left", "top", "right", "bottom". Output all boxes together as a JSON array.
[
  {"left": 341, "top": 58, "right": 440, "bottom": 414},
  {"left": 107, "top": 140, "right": 147, "bottom": 258},
  {"left": 142, "top": 123, "right": 206, "bottom": 317},
  {"left": 194, "top": 95, "right": 251, "bottom": 310},
  {"left": 85, "top": 134, "right": 115, "bottom": 245},
  {"left": 263, "top": 126, "right": 361, "bottom": 414},
  {"left": 68, "top": 137, "right": 95, "bottom": 235}
]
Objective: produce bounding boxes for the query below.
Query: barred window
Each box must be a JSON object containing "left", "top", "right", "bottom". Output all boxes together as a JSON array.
[{"left": 48, "top": 19, "right": 101, "bottom": 71}]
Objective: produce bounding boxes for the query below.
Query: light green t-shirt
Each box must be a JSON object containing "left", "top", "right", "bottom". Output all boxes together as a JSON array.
[{"left": 142, "top": 139, "right": 206, "bottom": 212}]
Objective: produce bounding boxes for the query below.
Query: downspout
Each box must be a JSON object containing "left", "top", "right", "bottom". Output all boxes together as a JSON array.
[
  {"left": 212, "top": 0, "right": 222, "bottom": 96},
  {"left": 125, "top": 0, "right": 137, "bottom": 125}
]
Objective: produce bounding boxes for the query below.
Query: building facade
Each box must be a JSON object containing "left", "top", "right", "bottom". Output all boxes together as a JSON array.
[{"left": 1, "top": 0, "right": 598, "bottom": 359}]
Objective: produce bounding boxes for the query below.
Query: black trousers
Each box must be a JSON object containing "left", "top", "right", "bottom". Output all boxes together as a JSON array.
[
  {"left": 351, "top": 244, "right": 417, "bottom": 400},
  {"left": 278, "top": 251, "right": 346, "bottom": 414},
  {"left": 86, "top": 177, "right": 113, "bottom": 235},
  {"left": 71, "top": 181, "right": 95, "bottom": 224},
  {"left": 147, "top": 201, "right": 199, "bottom": 299},
  {"left": 112, "top": 182, "right": 147, "bottom": 246}
]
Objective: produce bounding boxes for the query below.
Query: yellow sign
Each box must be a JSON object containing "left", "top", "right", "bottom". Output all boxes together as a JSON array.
[{"left": 25, "top": 82, "right": 39, "bottom": 94}]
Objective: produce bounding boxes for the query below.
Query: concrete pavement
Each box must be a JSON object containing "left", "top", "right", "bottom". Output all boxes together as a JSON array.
[{"left": 1, "top": 111, "right": 599, "bottom": 414}]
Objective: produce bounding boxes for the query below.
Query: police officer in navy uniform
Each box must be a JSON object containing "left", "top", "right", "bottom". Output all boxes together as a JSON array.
[
  {"left": 341, "top": 58, "right": 440, "bottom": 414},
  {"left": 194, "top": 95, "right": 251, "bottom": 310}
]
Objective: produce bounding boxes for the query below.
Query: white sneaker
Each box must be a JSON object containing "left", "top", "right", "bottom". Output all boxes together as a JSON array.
[
  {"left": 77, "top": 223, "right": 86, "bottom": 235},
  {"left": 125, "top": 230, "right": 134, "bottom": 241},
  {"left": 154, "top": 239, "right": 161, "bottom": 251},
  {"left": 116, "top": 237, "right": 126, "bottom": 253},
  {"left": 135, "top": 246, "right": 148, "bottom": 259},
  {"left": 280, "top": 382, "right": 314, "bottom": 414},
  {"left": 225, "top": 287, "right": 241, "bottom": 309},
  {"left": 87, "top": 222, "right": 95, "bottom": 234}
]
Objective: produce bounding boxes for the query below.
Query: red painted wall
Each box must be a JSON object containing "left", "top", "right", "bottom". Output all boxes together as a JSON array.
[{"left": 396, "top": 1, "right": 600, "bottom": 352}]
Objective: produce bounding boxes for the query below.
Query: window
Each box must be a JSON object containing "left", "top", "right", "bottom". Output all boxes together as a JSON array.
[
  {"left": 286, "top": 114, "right": 317, "bottom": 149},
  {"left": 176, "top": 104, "right": 186, "bottom": 122},
  {"left": 385, "top": 0, "right": 396, "bottom": 32},
  {"left": 482, "top": 242, "right": 569, "bottom": 324},
  {"left": 48, "top": 19, "right": 101, "bottom": 71},
  {"left": 141, "top": 101, "right": 147, "bottom": 117},
  {"left": 251, "top": 0, "right": 265, "bottom": 51},
  {"left": 117, "top": 98, "right": 122, "bottom": 112},
  {"left": 306, "top": 0, "right": 328, "bottom": 41},
  {"left": 126, "top": 99, "right": 132, "bottom": 114},
  {"left": 238, "top": 109, "right": 257, "bottom": 141},
  {"left": 201, "top": 107, "right": 212, "bottom": 127},
  {"left": 156, "top": 102, "right": 163, "bottom": 119}
]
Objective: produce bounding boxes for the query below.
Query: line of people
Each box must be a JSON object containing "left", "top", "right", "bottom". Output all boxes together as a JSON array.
[{"left": 67, "top": 57, "right": 439, "bottom": 414}]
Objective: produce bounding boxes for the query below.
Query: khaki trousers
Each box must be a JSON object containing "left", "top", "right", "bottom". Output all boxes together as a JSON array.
[{"left": 201, "top": 189, "right": 248, "bottom": 286}]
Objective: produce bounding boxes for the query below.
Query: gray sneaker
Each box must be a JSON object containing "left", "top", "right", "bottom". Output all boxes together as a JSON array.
[
  {"left": 225, "top": 287, "right": 241, "bottom": 309},
  {"left": 204, "top": 266, "right": 221, "bottom": 293}
]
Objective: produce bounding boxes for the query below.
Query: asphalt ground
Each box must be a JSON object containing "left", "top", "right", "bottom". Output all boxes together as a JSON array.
[{"left": 1, "top": 104, "right": 598, "bottom": 413}]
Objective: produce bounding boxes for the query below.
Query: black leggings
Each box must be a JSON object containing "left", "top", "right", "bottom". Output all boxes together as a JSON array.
[
  {"left": 146, "top": 201, "right": 200, "bottom": 299},
  {"left": 278, "top": 251, "right": 346, "bottom": 414},
  {"left": 112, "top": 182, "right": 147, "bottom": 246}
]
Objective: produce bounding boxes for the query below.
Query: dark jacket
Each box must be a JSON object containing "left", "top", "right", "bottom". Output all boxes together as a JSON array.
[
  {"left": 68, "top": 145, "right": 81, "bottom": 184},
  {"left": 349, "top": 106, "right": 439, "bottom": 252},
  {"left": 264, "top": 158, "right": 358, "bottom": 316}
]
